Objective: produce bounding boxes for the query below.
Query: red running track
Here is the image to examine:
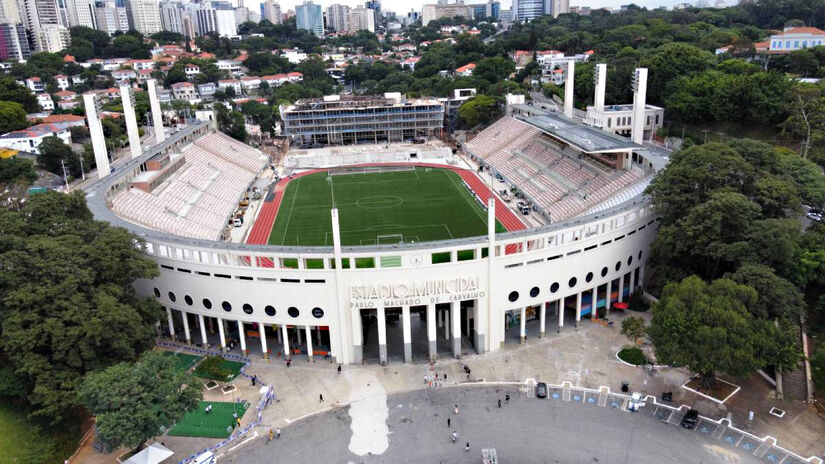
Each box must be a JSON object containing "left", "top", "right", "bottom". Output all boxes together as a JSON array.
[{"left": 245, "top": 163, "right": 527, "bottom": 249}]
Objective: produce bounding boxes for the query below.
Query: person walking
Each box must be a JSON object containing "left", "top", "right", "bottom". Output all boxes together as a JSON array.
[
  {"left": 286, "top": 359, "right": 291, "bottom": 368},
  {"left": 465, "top": 442, "right": 470, "bottom": 452},
  {"left": 451, "top": 431, "right": 457, "bottom": 443},
  {"left": 498, "top": 398, "right": 501, "bottom": 408},
  {"left": 251, "top": 375, "right": 257, "bottom": 386},
  {"left": 505, "top": 394, "right": 510, "bottom": 403},
  {"left": 276, "top": 427, "right": 281, "bottom": 438},
  {"left": 454, "top": 404, "right": 459, "bottom": 414},
  {"left": 268, "top": 428, "right": 274, "bottom": 442},
  {"left": 319, "top": 394, "right": 324, "bottom": 403},
  {"left": 337, "top": 364, "right": 342, "bottom": 374},
  {"left": 447, "top": 418, "right": 451, "bottom": 428}
]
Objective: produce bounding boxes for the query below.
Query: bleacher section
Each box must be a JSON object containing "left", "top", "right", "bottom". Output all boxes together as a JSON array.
[
  {"left": 111, "top": 132, "right": 267, "bottom": 240},
  {"left": 464, "top": 116, "right": 649, "bottom": 222}
]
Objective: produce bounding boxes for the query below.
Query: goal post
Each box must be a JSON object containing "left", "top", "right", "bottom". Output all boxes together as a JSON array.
[
  {"left": 377, "top": 234, "right": 404, "bottom": 245},
  {"left": 327, "top": 165, "right": 416, "bottom": 176}
]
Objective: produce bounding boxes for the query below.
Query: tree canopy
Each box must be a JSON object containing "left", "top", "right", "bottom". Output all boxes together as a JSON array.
[
  {"left": 0, "top": 191, "right": 160, "bottom": 422},
  {"left": 80, "top": 351, "right": 201, "bottom": 449}
]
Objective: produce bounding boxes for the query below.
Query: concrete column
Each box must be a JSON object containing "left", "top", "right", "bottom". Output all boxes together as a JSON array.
[
  {"left": 606, "top": 281, "right": 612, "bottom": 317},
  {"left": 166, "top": 307, "right": 175, "bottom": 339},
  {"left": 618, "top": 275, "right": 625, "bottom": 303},
  {"left": 282, "top": 324, "right": 290, "bottom": 360},
  {"left": 575, "top": 293, "right": 581, "bottom": 328},
  {"left": 331, "top": 208, "right": 351, "bottom": 364},
  {"left": 260, "top": 325, "right": 269, "bottom": 359},
  {"left": 305, "top": 325, "right": 313, "bottom": 362},
  {"left": 564, "top": 60, "right": 575, "bottom": 119},
  {"left": 557, "top": 299, "right": 564, "bottom": 332},
  {"left": 181, "top": 311, "right": 191, "bottom": 344},
  {"left": 427, "top": 303, "right": 437, "bottom": 361},
  {"left": 539, "top": 302, "right": 546, "bottom": 338},
  {"left": 276, "top": 326, "right": 282, "bottom": 344},
  {"left": 519, "top": 307, "right": 526, "bottom": 343},
  {"left": 83, "top": 93, "right": 110, "bottom": 179},
  {"left": 451, "top": 303, "right": 462, "bottom": 358},
  {"left": 147, "top": 79, "right": 165, "bottom": 144},
  {"left": 377, "top": 305, "right": 387, "bottom": 364},
  {"left": 120, "top": 85, "right": 142, "bottom": 159},
  {"left": 591, "top": 287, "right": 598, "bottom": 319},
  {"left": 629, "top": 268, "right": 636, "bottom": 295},
  {"left": 631, "top": 68, "right": 648, "bottom": 145},
  {"left": 594, "top": 63, "right": 606, "bottom": 112},
  {"left": 198, "top": 314, "right": 208, "bottom": 348},
  {"left": 484, "top": 197, "right": 494, "bottom": 353},
  {"left": 297, "top": 326, "right": 303, "bottom": 345},
  {"left": 217, "top": 317, "right": 226, "bottom": 349},
  {"left": 352, "top": 310, "right": 363, "bottom": 364},
  {"left": 402, "top": 306, "right": 412, "bottom": 363},
  {"left": 639, "top": 265, "right": 645, "bottom": 290},
  {"left": 238, "top": 320, "right": 246, "bottom": 353},
  {"left": 775, "top": 368, "right": 784, "bottom": 400}
]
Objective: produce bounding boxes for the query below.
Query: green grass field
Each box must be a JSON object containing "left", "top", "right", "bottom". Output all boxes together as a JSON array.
[
  {"left": 269, "top": 167, "right": 503, "bottom": 246},
  {"left": 0, "top": 402, "right": 81, "bottom": 464},
  {"left": 161, "top": 351, "right": 202, "bottom": 373},
  {"left": 168, "top": 401, "right": 249, "bottom": 438},
  {"left": 193, "top": 359, "right": 246, "bottom": 381}
]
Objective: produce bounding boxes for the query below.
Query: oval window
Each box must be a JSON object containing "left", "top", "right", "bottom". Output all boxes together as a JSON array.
[
  {"left": 222, "top": 301, "right": 232, "bottom": 312},
  {"left": 508, "top": 291, "right": 519, "bottom": 302},
  {"left": 265, "top": 305, "right": 276, "bottom": 316}
]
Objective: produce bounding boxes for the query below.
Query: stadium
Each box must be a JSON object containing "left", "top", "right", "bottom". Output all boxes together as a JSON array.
[{"left": 86, "top": 78, "right": 665, "bottom": 366}]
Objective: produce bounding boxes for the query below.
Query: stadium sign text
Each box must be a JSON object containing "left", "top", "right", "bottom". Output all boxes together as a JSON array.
[{"left": 350, "top": 277, "right": 485, "bottom": 308}]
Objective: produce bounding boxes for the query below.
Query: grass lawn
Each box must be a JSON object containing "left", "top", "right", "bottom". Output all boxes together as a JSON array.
[
  {"left": 193, "top": 359, "right": 245, "bottom": 382},
  {"left": 168, "top": 401, "right": 249, "bottom": 438},
  {"left": 0, "top": 402, "right": 82, "bottom": 464},
  {"left": 269, "top": 167, "right": 504, "bottom": 246},
  {"left": 160, "top": 351, "right": 202, "bottom": 372}
]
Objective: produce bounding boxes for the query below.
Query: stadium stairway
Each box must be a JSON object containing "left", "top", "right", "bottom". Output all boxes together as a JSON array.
[{"left": 244, "top": 163, "right": 528, "bottom": 250}]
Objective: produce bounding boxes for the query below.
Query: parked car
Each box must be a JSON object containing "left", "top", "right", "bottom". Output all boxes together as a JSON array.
[
  {"left": 680, "top": 409, "right": 699, "bottom": 429},
  {"left": 536, "top": 382, "right": 547, "bottom": 398},
  {"left": 806, "top": 212, "right": 823, "bottom": 222}
]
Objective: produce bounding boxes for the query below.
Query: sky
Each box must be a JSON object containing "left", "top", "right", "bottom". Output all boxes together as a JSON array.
[{"left": 251, "top": 0, "right": 726, "bottom": 15}]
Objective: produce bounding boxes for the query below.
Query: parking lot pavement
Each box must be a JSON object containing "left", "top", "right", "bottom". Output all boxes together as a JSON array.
[{"left": 222, "top": 385, "right": 770, "bottom": 464}]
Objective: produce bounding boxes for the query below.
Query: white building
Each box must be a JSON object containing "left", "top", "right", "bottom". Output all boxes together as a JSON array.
[
  {"left": 585, "top": 104, "right": 664, "bottom": 141},
  {"left": 36, "top": 24, "right": 71, "bottom": 53},
  {"left": 37, "top": 93, "right": 54, "bottom": 111},
  {"left": 326, "top": 3, "right": 350, "bottom": 33},
  {"left": 262, "top": 0, "right": 281, "bottom": 23},
  {"left": 194, "top": 2, "right": 237, "bottom": 38},
  {"left": 769, "top": 27, "right": 825, "bottom": 54},
  {"left": 279, "top": 48, "right": 307, "bottom": 64},
  {"left": 124, "top": 0, "right": 161, "bottom": 34},
  {"left": 159, "top": 1, "right": 184, "bottom": 34},
  {"left": 422, "top": 3, "right": 473, "bottom": 26},
  {"left": 65, "top": 0, "right": 96, "bottom": 28},
  {"left": 348, "top": 6, "right": 375, "bottom": 33},
  {"left": 295, "top": 0, "right": 323, "bottom": 37},
  {"left": 0, "top": 123, "right": 72, "bottom": 153}
]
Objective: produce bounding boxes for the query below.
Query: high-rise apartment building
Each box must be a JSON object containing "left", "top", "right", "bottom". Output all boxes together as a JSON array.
[
  {"left": 0, "top": 0, "right": 23, "bottom": 23},
  {"left": 194, "top": 1, "right": 236, "bottom": 37},
  {"left": 421, "top": 2, "right": 473, "bottom": 26},
  {"left": 511, "top": 0, "right": 567, "bottom": 21},
  {"left": 0, "top": 23, "right": 31, "bottom": 60},
  {"left": 295, "top": 1, "right": 323, "bottom": 37},
  {"left": 160, "top": 1, "right": 184, "bottom": 34},
  {"left": 325, "top": 3, "right": 349, "bottom": 32},
  {"left": 23, "top": 0, "right": 71, "bottom": 52},
  {"left": 124, "top": 0, "right": 161, "bottom": 34},
  {"left": 37, "top": 23, "right": 70, "bottom": 52},
  {"left": 348, "top": 6, "right": 374, "bottom": 33},
  {"left": 261, "top": 0, "right": 281, "bottom": 24}
]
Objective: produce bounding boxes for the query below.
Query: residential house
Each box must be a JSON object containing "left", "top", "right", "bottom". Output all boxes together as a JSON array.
[
  {"left": 112, "top": 68, "right": 137, "bottom": 84},
  {"left": 54, "top": 91, "right": 79, "bottom": 110},
  {"left": 37, "top": 94, "right": 54, "bottom": 111},
  {"left": 184, "top": 64, "right": 201, "bottom": 79},
  {"left": 0, "top": 123, "right": 72, "bottom": 154},
  {"left": 171, "top": 82, "right": 200, "bottom": 103},
  {"left": 55, "top": 74, "right": 70, "bottom": 91},
  {"left": 218, "top": 79, "right": 242, "bottom": 94},
  {"left": 455, "top": 63, "right": 475, "bottom": 76},
  {"left": 26, "top": 77, "right": 44, "bottom": 92},
  {"left": 770, "top": 27, "right": 825, "bottom": 53}
]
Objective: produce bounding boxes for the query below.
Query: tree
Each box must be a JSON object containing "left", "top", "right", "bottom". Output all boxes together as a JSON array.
[
  {"left": 0, "top": 76, "right": 38, "bottom": 112},
  {"left": 726, "top": 263, "right": 804, "bottom": 321},
  {"left": 782, "top": 83, "right": 825, "bottom": 161},
  {"left": 0, "top": 157, "right": 37, "bottom": 185},
  {"left": 215, "top": 104, "right": 246, "bottom": 141},
  {"left": 647, "top": 276, "right": 799, "bottom": 389},
  {"left": 0, "top": 191, "right": 160, "bottom": 422},
  {"left": 80, "top": 351, "right": 201, "bottom": 449},
  {"left": 36, "top": 136, "right": 75, "bottom": 175},
  {"left": 812, "top": 344, "right": 825, "bottom": 391},
  {"left": 620, "top": 316, "right": 646, "bottom": 344},
  {"left": 457, "top": 95, "right": 500, "bottom": 129},
  {"left": 0, "top": 101, "right": 28, "bottom": 133},
  {"left": 474, "top": 56, "right": 515, "bottom": 84}
]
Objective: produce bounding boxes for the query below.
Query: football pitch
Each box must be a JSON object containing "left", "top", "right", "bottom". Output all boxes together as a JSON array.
[{"left": 268, "top": 167, "right": 504, "bottom": 246}]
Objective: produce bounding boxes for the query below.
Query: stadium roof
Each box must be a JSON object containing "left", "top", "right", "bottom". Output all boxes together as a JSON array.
[{"left": 516, "top": 112, "right": 643, "bottom": 153}]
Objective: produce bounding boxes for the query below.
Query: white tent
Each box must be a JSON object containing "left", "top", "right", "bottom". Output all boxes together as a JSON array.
[{"left": 122, "top": 443, "right": 174, "bottom": 464}]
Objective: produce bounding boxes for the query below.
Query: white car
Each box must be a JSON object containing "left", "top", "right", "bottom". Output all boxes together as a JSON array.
[{"left": 807, "top": 212, "right": 823, "bottom": 222}]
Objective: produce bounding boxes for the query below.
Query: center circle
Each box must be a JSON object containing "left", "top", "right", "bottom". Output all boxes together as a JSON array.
[{"left": 355, "top": 196, "right": 404, "bottom": 209}]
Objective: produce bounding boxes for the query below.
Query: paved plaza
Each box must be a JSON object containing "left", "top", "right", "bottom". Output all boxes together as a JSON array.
[{"left": 74, "top": 314, "right": 825, "bottom": 464}]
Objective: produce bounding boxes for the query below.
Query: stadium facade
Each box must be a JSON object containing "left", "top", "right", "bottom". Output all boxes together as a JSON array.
[
  {"left": 86, "top": 73, "right": 662, "bottom": 366},
  {"left": 279, "top": 93, "right": 445, "bottom": 146}
]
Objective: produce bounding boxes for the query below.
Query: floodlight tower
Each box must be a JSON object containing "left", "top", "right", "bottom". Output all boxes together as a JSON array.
[
  {"left": 120, "top": 85, "right": 142, "bottom": 159},
  {"left": 594, "top": 63, "right": 606, "bottom": 112},
  {"left": 631, "top": 67, "right": 648, "bottom": 145},
  {"left": 147, "top": 79, "right": 166, "bottom": 144},
  {"left": 563, "top": 60, "right": 575, "bottom": 119}
]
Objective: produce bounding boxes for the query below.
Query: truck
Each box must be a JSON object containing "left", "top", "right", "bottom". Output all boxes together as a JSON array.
[{"left": 628, "top": 392, "right": 646, "bottom": 412}]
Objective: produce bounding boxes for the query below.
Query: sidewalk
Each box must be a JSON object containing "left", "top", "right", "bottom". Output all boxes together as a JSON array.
[{"left": 76, "top": 313, "right": 825, "bottom": 464}]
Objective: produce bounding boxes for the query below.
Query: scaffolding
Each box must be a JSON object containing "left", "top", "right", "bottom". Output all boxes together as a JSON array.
[{"left": 279, "top": 94, "right": 446, "bottom": 146}]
